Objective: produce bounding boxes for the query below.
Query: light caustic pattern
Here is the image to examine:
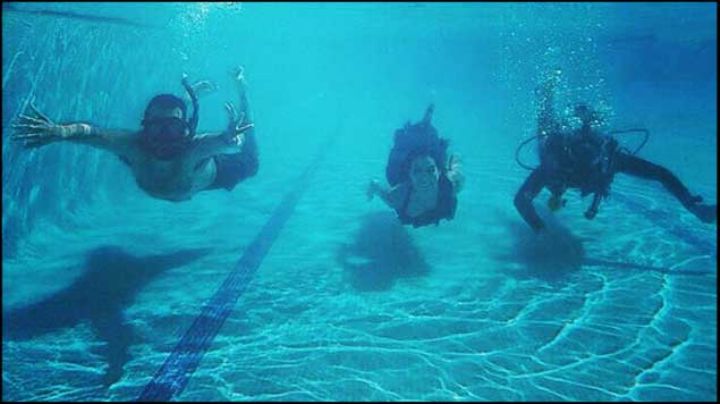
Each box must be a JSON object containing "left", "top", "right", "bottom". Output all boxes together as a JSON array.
[
  {"left": 1, "top": 154, "right": 716, "bottom": 403},
  {"left": 171, "top": 163, "right": 716, "bottom": 402}
]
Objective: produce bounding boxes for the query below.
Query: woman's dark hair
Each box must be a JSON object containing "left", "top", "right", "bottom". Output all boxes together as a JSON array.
[{"left": 404, "top": 142, "right": 447, "bottom": 173}]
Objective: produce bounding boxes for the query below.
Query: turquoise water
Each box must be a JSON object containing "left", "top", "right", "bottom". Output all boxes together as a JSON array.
[{"left": 2, "top": 2, "right": 717, "bottom": 401}]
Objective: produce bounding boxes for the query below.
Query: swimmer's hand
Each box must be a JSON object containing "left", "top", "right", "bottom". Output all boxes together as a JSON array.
[
  {"left": 232, "top": 65, "right": 246, "bottom": 85},
  {"left": 223, "top": 101, "right": 253, "bottom": 147},
  {"left": 11, "top": 101, "right": 68, "bottom": 148},
  {"left": 191, "top": 80, "right": 217, "bottom": 98},
  {"left": 447, "top": 154, "right": 465, "bottom": 193}
]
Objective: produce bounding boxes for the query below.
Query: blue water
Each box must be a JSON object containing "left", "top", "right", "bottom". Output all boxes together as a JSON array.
[{"left": 2, "top": 2, "right": 717, "bottom": 401}]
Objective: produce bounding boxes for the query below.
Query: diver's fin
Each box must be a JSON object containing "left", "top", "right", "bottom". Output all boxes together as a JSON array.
[{"left": 690, "top": 204, "right": 717, "bottom": 224}]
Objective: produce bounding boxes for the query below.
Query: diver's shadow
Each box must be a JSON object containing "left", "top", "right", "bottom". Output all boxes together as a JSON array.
[
  {"left": 2, "top": 245, "right": 211, "bottom": 387},
  {"left": 337, "top": 211, "right": 430, "bottom": 291},
  {"left": 499, "top": 214, "right": 586, "bottom": 283},
  {"left": 498, "top": 211, "right": 712, "bottom": 282}
]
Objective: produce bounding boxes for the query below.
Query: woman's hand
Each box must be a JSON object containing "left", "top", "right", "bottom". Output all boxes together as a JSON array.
[{"left": 447, "top": 153, "right": 464, "bottom": 193}]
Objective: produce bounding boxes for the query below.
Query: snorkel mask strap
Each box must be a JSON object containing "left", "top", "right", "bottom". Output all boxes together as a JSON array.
[{"left": 181, "top": 76, "right": 199, "bottom": 137}]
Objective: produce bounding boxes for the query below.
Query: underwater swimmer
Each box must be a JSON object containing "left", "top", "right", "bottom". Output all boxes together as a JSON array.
[
  {"left": 12, "top": 67, "right": 258, "bottom": 202},
  {"left": 367, "top": 104, "right": 464, "bottom": 227},
  {"left": 514, "top": 73, "right": 717, "bottom": 233}
]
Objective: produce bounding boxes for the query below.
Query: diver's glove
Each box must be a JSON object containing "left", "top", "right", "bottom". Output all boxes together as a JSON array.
[
  {"left": 583, "top": 192, "right": 604, "bottom": 220},
  {"left": 584, "top": 207, "right": 598, "bottom": 220},
  {"left": 548, "top": 194, "right": 567, "bottom": 212}
]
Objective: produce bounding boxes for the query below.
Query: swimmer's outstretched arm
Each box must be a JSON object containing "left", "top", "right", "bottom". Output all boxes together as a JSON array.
[
  {"left": 223, "top": 65, "right": 257, "bottom": 141},
  {"left": 11, "top": 101, "right": 136, "bottom": 156},
  {"left": 367, "top": 179, "right": 405, "bottom": 210},
  {"left": 190, "top": 130, "right": 245, "bottom": 161},
  {"left": 232, "top": 66, "right": 252, "bottom": 122},
  {"left": 189, "top": 101, "right": 254, "bottom": 163},
  {"left": 189, "top": 67, "right": 256, "bottom": 163}
]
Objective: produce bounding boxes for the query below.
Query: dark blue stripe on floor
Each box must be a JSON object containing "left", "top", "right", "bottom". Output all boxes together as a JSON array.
[
  {"left": 137, "top": 139, "right": 332, "bottom": 402},
  {"left": 613, "top": 192, "right": 716, "bottom": 255}
]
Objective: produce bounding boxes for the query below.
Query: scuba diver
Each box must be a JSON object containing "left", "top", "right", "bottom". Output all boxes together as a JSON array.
[
  {"left": 12, "top": 66, "right": 258, "bottom": 202},
  {"left": 367, "top": 104, "right": 464, "bottom": 228},
  {"left": 514, "top": 75, "right": 717, "bottom": 233}
]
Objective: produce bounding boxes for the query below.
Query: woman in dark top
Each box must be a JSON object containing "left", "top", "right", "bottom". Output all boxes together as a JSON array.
[{"left": 367, "top": 104, "right": 464, "bottom": 228}]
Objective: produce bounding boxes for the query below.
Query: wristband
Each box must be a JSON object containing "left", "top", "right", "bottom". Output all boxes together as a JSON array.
[
  {"left": 78, "top": 123, "right": 92, "bottom": 136},
  {"left": 58, "top": 125, "right": 70, "bottom": 138}
]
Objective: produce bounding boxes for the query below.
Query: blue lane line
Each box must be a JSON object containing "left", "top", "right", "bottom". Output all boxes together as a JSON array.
[
  {"left": 137, "top": 139, "right": 331, "bottom": 402},
  {"left": 613, "top": 192, "right": 717, "bottom": 255}
]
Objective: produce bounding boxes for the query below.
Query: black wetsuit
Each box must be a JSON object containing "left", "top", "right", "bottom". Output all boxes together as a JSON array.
[
  {"left": 397, "top": 174, "right": 457, "bottom": 228},
  {"left": 514, "top": 128, "right": 713, "bottom": 232}
]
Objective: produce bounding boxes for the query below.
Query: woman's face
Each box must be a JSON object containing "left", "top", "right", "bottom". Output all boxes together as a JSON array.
[{"left": 410, "top": 155, "right": 439, "bottom": 189}]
